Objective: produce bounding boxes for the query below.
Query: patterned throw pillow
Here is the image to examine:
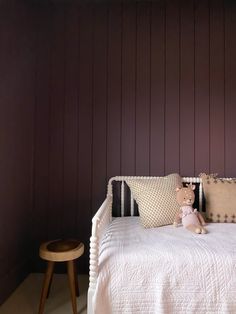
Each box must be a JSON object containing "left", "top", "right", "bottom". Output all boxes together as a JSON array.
[
  {"left": 200, "top": 173, "right": 236, "bottom": 223},
  {"left": 126, "top": 174, "right": 182, "bottom": 228}
]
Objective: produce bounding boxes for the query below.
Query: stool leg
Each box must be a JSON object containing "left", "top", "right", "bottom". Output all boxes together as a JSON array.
[
  {"left": 47, "top": 272, "right": 54, "bottom": 298},
  {"left": 74, "top": 261, "right": 79, "bottom": 297},
  {"left": 38, "top": 261, "right": 55, "bottom": 314},
  {"left": 67, "top": 260, "right": 77, "bottom": 314}
]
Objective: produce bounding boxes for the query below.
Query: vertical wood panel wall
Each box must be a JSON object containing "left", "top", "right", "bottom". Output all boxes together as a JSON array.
[
  {"left": 0, "top": 0, "right": 35, "bottom": 303},
  {"left": 33, "top": 0, "right": 236, "bottom": 272}
]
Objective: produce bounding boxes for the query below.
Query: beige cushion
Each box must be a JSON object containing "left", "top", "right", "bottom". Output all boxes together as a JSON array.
[
  {"left": 201, "top": 174, "right": 236, "bottom": 223},
  {"left": 126, "top": 174, "right": 182, "bottom": 228}
]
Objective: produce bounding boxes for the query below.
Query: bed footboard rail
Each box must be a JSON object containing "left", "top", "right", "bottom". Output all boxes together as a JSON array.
[{"left": 88, "top": 195, "right": 112, "bottom": 314}]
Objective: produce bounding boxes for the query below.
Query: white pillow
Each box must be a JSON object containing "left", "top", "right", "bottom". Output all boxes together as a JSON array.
[{"left": 126, "top": 174, "right": 181, "bottom": 228}]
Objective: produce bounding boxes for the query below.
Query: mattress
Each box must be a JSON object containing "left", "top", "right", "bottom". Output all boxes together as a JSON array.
[{"left": 93, "top": 217, "right": 236, "bottom": 314}]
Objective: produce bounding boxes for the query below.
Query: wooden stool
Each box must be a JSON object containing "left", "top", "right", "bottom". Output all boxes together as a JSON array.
[{"left": 38, "top": 239, "right": 84, "bottom": 314}]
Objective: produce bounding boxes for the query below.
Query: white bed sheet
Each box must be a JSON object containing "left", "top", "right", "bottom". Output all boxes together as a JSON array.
[{"left": 93, "top": 217, "right": 236, "bottom": 314}]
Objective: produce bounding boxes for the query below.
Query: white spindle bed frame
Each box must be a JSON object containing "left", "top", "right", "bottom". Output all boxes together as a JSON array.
[{"left": 87, "top": 176, "right": 205, "bottom": 314}]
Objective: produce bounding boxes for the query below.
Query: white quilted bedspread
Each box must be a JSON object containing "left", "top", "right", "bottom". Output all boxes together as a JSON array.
[{"left": 93, "top": 217, "right": 236, "bottom": 314}]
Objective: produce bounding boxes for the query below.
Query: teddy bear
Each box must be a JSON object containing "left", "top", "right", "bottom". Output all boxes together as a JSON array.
[{"left": 173, "top": 183, "right": 207, "bottom": 234}]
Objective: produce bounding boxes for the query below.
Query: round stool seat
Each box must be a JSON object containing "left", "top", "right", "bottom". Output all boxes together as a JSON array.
[{"left": 39, "top": 239, "right": 84, "bottom": 262}]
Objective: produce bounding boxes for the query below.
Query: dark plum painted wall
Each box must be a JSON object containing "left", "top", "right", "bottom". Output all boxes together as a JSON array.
[
  {"left": 1, "top": 0, "right": 236, "bottom": 304},
  {"left": 0, "top": 0, "right": 35, "bottom": 304},
  {"left": 33, "top": 0, "right": 236, "bottom": 273}
]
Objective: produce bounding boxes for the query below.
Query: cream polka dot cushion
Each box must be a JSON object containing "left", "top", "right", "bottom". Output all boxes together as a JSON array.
[{"left": 126, "top": 174, "right": 182, "bottom": 228}]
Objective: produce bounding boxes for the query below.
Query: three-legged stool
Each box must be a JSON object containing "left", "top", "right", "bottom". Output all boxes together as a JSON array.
[{"left": 38, "top": 239, "right": 84, "bottom": 314}]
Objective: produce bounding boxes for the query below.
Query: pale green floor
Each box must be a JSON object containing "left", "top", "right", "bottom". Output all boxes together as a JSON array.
[{"left": 0, "top": 274, "right": 88, "bottom": 314}]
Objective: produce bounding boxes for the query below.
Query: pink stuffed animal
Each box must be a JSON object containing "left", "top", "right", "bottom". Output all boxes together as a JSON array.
[{"left": 174, "top": 183, "right": 207, "bottom": 234}]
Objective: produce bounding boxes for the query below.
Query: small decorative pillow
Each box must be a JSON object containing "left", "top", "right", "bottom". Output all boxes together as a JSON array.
[
  {"left": 200, "top": 173, "right": 236, "bottom": 223},
  {"left": 126, "top": 174, "right": 182, "bottom": 228}
]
